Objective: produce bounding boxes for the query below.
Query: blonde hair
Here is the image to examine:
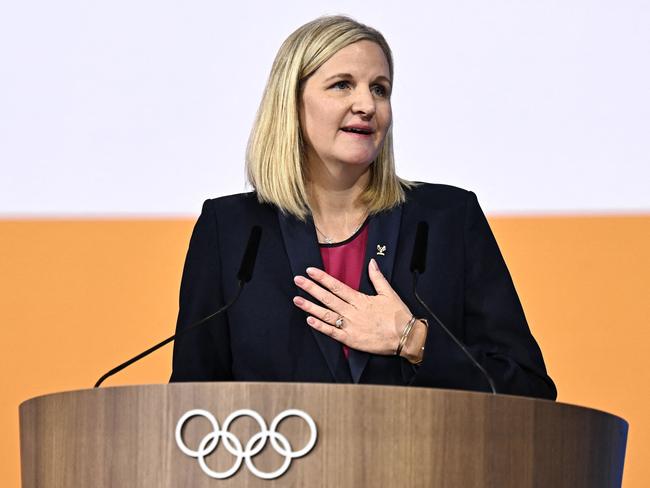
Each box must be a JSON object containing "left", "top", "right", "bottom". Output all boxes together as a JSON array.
[{"left": 246, "top": 15, "right": 412, "bottom": 219}]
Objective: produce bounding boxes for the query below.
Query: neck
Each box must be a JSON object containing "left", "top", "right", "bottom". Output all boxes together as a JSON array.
[
  {"left": 306, "top": 158, "right": 371, "bottom": 242},
  {"left": 306, "top": 151, "right": 370, "bottom": 208}
]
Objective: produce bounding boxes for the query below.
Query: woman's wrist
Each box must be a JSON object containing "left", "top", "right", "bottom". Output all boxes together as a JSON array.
[
  {"left": 395, "top": 315, "right": 417, "bottom": 356},
  {"left": 400, "top": 318, "right": 428, "bottom": 364}
]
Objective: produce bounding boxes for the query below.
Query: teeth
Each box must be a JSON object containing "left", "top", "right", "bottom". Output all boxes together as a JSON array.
[{"left": 343, "top": 128, "right": 371, "bottom": 134}]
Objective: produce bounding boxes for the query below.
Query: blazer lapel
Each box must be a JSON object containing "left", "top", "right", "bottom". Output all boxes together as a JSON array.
[
  {"left": 276, "top": 209, "right": 352, "bottom": 383},
  {"left": 348, "top": 204, "right": 404, "bottom": 383}
]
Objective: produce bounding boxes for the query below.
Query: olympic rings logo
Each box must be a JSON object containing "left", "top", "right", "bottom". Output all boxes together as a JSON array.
[{"left": 175, "top": 408, "right": 318, "bottom": 480}]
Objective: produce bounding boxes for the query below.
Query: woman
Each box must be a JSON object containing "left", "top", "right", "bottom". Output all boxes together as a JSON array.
[{"left": 170, "top": 16, "right": 556, "bottom": 399}]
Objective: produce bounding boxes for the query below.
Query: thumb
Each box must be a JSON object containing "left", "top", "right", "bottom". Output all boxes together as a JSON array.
[{"left": 368, "top": 258, "right": 392, "bottom": 295}]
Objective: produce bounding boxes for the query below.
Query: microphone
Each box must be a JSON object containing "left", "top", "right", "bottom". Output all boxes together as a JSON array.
[
  {"left": 410, "top": 221, "right": 497, "bottom": 394},
  {"left": 94, "top": 225, "right": 263, "bottom": 388},
  {"left": 237, "top": 225, "right": 262, "bottom": 283},
  {"left": 410, "top": 221, "right": 429, "bottom": 274}
]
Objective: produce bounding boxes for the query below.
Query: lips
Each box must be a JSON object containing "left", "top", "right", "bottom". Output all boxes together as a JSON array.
[{"left": 340, "top": 126, "right": 374, "bottom": 135}]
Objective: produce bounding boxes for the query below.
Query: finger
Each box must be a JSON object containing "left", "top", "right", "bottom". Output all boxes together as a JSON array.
[
  {"left": 306, "top": 315, "right": 348, "bottom": 343},
  {"left": 294, "top": 275, "right": 349, "bottom": 313},
  {"left": 305, "top": 267, "right": 361, "bottom": 304},
  {"left": 368, "top": 258, "right": 394, "bottom": 295},
  {"left": 292, "top": 296, "right": 344, "bottom": 327}
]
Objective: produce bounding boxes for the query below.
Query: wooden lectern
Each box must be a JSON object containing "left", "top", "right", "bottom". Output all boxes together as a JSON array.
[{"left": 20, "top": 383, "right": 627, "bottom": 487}]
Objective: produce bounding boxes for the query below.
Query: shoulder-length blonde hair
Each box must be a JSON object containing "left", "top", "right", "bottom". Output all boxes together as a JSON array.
[{"left": 246, "top": 15, "right": 412, "bottom": 219}]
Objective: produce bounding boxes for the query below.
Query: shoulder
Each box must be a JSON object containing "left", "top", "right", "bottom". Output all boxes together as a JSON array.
[
  {"left": 198, "top": 191, "right": 278, "bottom": 229},
  {"left": 403, "top": 182, "right": 476, "bottom": 210},
  {"left": 203, "top": 191, "right": 257, "bottom": 208},
  {"left": 201, "top": 191, "right": 271, "bottom": 214}
]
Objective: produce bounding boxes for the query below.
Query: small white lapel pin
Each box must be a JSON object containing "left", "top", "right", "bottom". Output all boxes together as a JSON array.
[{"left": 376, "top": 244, "right": 386, "bottom": 256}]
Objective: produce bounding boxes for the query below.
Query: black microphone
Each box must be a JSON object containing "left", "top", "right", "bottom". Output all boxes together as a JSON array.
[
  {"left": 237, "top": 225, "right": 262, "bottom": 283},
  {"left": 410, "top": 221, "right": 497, "bottom": 394},
  {"left": 94, "top": 226, "right": 263, "bottom": 388},
  {"left": 410, "top": 221, "right": 428, "bottom": 274}
]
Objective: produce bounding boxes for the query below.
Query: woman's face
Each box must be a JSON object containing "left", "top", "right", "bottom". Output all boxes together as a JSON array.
[{"left": 299, "top": 40, "right": 392, "bottom": 172}]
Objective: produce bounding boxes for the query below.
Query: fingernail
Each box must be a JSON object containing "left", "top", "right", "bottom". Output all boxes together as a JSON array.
[
  {"left": 370, "top": 258, "right": 379, "bottom": 271},
  {"left": 294, "top": 276, "right": 305, "bottom": 285},
  {"left": 293, "top": 296, "right": 305, "bottom": 305},
  {"left": 307, "top": 316, "right": 315, "bottom": 325},
  {"left": 306, "top": 267, "right": 318, "bottom": 276}
]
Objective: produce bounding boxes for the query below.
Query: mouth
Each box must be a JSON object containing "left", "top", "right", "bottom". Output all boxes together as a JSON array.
[{"left": 340, "top": 126, "right": 374, "bottom": 136}]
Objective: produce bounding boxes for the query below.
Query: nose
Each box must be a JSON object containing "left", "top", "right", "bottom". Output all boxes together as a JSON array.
[{"left": 351, "top": 86, "right": 376, "bottom": 119}]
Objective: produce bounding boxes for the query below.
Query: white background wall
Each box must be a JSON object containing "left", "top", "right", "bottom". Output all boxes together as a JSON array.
[{"left": 1, "top": 1, "right": 648, "bottom": 216}]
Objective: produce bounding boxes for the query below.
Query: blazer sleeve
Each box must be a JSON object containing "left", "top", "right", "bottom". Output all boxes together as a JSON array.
[
  {"left": 170, "top": 200, "right": 233, "bottom": 382},
  {"left": 411, "top": 191, "right": 557, "bottom": 399}
]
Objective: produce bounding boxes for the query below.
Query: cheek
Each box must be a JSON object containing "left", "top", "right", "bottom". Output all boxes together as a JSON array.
[
  {"left": 379, "top": 104, "right": 392, "bottom": 132},
  {"left": 310, "top": 101, "right": 340, "bottom": 130},
  {"left": 302, "top": 99, "right": 335, "bottom": 140}
]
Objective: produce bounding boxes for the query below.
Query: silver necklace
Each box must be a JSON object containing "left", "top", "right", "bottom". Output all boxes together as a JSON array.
[{"left": 314, "top": 212, "right": 367, "bottom": 244}]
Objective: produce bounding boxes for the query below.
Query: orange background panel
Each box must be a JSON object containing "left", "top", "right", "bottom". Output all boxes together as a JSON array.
[{"left": 1, "top": 215, "right": 648, "bottom": 487}]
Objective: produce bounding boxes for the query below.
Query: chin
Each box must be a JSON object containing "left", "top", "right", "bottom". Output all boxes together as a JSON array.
[
  {"left": 338, "top": 159, "right": 374, "bottom": 169},
  {"left": 338, "top": 151, "right": 378, "bottom": 167}
]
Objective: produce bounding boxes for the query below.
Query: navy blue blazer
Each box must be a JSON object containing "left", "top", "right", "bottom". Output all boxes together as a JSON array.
[{"left": 170, "top": 183, "right": 556, "bottom": 400}]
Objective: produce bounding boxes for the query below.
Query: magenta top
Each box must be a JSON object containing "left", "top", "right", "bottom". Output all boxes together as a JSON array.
[{"left": 319, "top": 222, "right": 369, "bottom": 358}]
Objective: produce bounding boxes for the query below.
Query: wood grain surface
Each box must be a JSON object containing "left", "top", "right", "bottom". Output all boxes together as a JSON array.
[{"left": 19, "top": 383, "right": 628, "bottom": 487}]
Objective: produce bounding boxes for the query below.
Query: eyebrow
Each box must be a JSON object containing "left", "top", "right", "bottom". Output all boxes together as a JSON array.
[{"left": 322, "top": 73, "right": 392, "bottom": 85}]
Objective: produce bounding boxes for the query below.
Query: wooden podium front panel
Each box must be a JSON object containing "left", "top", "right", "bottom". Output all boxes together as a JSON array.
[{"left": 19, "top": 383, "right": 627, "bottom": 487}]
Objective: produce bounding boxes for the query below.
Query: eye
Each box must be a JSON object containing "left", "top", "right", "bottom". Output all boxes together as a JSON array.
[
  {"left": 330, "top": 80, "right": 351, "bottom": 90},
  {"left": 371, "top": 84, "right": 390, "bottom": 98}
]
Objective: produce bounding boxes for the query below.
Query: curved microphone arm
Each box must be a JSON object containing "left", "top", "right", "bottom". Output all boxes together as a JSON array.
[
  {"left": 413, "top": 272, "right": 497, "bottom": 395},
  {"left": 94, "top": 281, "right": 244, "bottom": 388}
]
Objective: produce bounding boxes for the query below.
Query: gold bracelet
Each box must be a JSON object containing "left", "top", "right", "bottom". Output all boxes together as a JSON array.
[
  {"left": 412, "top": 318, "right": 429, "bottom": 365},
  {"left": 395, "top": 316, "right": 417, "bottom": 356}
]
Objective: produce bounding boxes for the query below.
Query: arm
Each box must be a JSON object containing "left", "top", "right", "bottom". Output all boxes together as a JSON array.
[
  {"left": 411, "top": 192, "right": 556, "bottom": 399},
  {"left": 170, "top": 200, "right": 233, "bottom": 382},
  {"left": 289, "top": 189, "right": 555, "bottom": 398}
]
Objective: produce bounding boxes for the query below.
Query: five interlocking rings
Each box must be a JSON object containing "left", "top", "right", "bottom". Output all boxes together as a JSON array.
[{"left": 175, "top": 408, "right": 318, "bottom": 480}]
